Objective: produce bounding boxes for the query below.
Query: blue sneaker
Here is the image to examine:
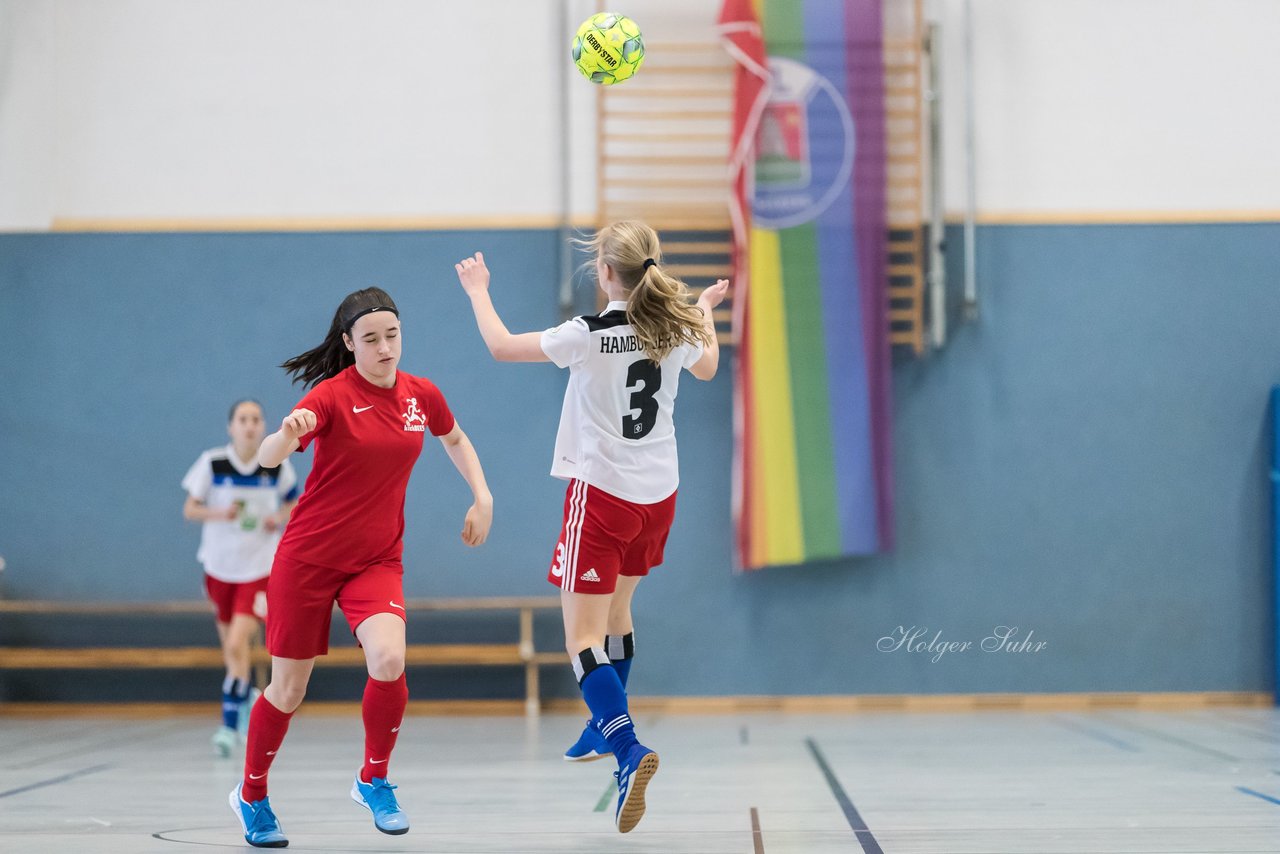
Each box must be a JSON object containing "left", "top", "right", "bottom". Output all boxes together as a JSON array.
[
  {"left": 613, "top": 744, "right": 659, "bottom": 833},
  {"left": 228, "top": 782, "right": 288, "bottom": 848},
  {"left": 351, "top": 776, "right": 409, "bottom": 835},
  {"left": 564, "top": 718, "right": 612, "bottom": 762}
]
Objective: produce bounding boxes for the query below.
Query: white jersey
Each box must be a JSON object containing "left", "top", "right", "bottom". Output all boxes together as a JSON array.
[
  {"left": 540, "top": 300, "right": 704, "bottom": 503},
  {"left": 181, "top": 445, "right": 299, "bottom": 583}
]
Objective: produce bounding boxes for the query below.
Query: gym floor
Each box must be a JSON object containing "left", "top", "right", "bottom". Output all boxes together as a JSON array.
[{"left": 1, "top": 707, "right": 1278, "bottom": 852}]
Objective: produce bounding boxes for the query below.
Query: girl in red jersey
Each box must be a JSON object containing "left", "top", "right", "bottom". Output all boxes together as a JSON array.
[
  {"left": 229, "top": 287, "right": 493, "bottom": 848},
  {"left": 456, "top": 221, "right": 728, "bottom": 834}
]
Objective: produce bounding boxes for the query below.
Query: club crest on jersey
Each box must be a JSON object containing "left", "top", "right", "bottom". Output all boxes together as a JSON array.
[{"left": 402, "top": 397, "right": 426, "bottom": 432}]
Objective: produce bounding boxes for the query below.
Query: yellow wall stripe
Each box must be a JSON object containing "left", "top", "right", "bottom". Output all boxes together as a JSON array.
[
  {"left": 16, "top": 210, "right": 1277, "bottom": 234},
  {"left": 949, "top": 209, "right": 1280, "bottom": 226},
  {"left": 748, "top": 227, "right": 804, "bottom": 566},
  {"left": 45, "top": 214, "right": 594, "bottom": 233}
]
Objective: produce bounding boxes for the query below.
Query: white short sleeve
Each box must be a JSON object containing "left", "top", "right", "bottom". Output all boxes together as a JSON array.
[
  {"left": 681, "top": 339, "right": 706, "bottom": 370},
  {"left": 540, "top": 318, "right": 591, "bottom": 369},
  {"left": 181, "top": 452, "right": 212, "bottom": 500}
]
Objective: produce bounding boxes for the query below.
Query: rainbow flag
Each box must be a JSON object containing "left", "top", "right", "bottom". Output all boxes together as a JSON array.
[{"left": 719, "top": 0, "right": 893, "bottom": 569}]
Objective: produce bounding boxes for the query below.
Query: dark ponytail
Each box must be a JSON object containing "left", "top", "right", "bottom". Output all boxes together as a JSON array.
[{"left": 281, "top": 287, "right": 399, "bottom": 388}]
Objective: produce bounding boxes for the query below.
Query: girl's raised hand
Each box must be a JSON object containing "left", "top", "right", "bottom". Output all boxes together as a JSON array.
[
  {"left": 281, "top": 408, "right": 317, "bottom": 442},
  {"left": 697, "top": 278, "right": 730, "bottom": 313},
  {"left": 455, "top": 252, "right": 491, "bottom": 297}
]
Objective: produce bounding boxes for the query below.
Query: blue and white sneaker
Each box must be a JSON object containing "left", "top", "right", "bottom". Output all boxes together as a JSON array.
[
  {"left": 613, "top": 744, "right": 659, "bottom": 833},
  {"left": 212, "top": 725, "right": 237, "bottom": 758},
  {"left": 564, "top": 719, "right": 612, "bottom": 762},
  {"left": 229, "top": 781, "right": 288, "bottom": 848},
  {"left": 351, "top": 776, "right": 409, "bottom": 835}
]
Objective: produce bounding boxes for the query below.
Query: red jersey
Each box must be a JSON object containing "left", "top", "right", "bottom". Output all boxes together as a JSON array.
[{"left": 274, "top": 366, "right": 455, "bottom": 570}]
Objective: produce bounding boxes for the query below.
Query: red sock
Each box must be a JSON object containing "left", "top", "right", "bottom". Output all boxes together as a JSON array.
[
  {"left": 360, "top": 673, "right": 408, "bottom": 783},
  {"left": 241, "top": 695, "right": 294, "bottom": 802}
]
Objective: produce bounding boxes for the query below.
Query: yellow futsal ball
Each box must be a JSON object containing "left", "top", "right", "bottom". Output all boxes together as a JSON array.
[{"left": 572, "top": 12, "right": 645, "bottom": 85}]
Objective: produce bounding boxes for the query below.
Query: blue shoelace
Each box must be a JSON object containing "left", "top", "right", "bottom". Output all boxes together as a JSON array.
[
  {"left": 365, "top": 780, "right": 400, "bottom": 813},
  {"left": 249, "top": 801, "right": 280, "bottom": 834}
]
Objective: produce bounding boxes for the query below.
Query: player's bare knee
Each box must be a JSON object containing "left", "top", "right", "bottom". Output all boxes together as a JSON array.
[
  {"left": 365, "top": 648, "right": 405, "bottom": 681},
  {"left": 267, "top": 682, "right": 306, "bottom": 713}
]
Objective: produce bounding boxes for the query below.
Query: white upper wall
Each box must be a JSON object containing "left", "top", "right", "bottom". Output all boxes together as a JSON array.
[
  {"left": 1, "top": 0, "right": 1277, "bottom": 230},
  {"left": 936, "top": 0, "right": 1280, "bottom": 217},
  {"left": 0, "top": 2, "right": 57, "bottom": 228},
  {"left": 1, "top": 0, "right": 591, "bottom": 229},
  {"left": 61, "top": 0, "right": 568, "bottom": 225}
]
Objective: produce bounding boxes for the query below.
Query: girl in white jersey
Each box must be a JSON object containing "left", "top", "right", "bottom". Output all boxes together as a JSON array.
[
  {"left": 456, "top": 221, "right": 728, "bottom": 833},
  {"left": 182, "top": 400, "right": 298, "bottom": 757}
]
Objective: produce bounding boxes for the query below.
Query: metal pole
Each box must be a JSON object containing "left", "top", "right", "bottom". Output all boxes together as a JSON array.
[
  {"left": 961, "top": 0, "right": 978, "bottom": 320},
  {"left": 1273, "top": 386, "right": 1280, "bottom": 705},
  {"left": 557, "top": 0, "right": 575, "bottom": 321},
  {"left": 925, "top": 21, "right": 946, "bottom": 350}
]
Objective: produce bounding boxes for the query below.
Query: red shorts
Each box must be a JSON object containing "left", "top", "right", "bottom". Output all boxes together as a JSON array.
[
  {"left": 204, "top": 575, "right": 269, "bottom": 624},
  {"left": 547, "top": 479, "right": 677, "bottom": 594},
  {"left": 265, "top": 557, "right": 406, "bottom": 659}
]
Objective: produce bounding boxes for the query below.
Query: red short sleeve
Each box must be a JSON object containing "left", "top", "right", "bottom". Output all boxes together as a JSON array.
[
  {"left": 292, "top": 381, "right": 334, "bottom": 452},
  {"left": 418, "top": 379, "right": 456, "bottom": 437}
]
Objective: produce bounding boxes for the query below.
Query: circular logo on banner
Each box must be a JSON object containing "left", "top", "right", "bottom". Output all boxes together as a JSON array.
[{"left": 752, "top": 56, "right": 856, "bottom": 229}]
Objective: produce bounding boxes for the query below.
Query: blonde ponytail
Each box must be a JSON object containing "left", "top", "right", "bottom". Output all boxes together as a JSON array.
[{"left": 578, "top": 220, "right": 713, "bottom": 363}]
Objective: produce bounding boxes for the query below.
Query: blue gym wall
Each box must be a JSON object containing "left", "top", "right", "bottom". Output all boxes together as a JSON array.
[{"left": 1, "top": 222, "right": 1276, "bottom": 697}]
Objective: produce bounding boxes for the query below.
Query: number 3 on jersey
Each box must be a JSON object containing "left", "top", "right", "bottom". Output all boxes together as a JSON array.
[{"left": 623, "top": 359, "right": 661, "bottom": 440}]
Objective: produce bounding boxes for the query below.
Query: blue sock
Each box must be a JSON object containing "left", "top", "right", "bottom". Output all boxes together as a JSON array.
[
  {"left": 611, "top": 657, "right": 632, "bottom": 688},
  {"left": 221, "top": 676, "right": 243, "bottom": 729},
  {"left": 575, "top": 648, "right": 638, "bottom": 759},
  {"left": 606, "top": 633, "right": 634, "bottom": 688}
]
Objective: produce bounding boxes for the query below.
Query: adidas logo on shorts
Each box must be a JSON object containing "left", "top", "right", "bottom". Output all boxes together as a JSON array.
[{"left": 581, "top": 568, "right": 601, "bottom": 582}]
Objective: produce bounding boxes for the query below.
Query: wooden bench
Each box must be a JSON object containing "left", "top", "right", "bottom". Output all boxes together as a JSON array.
[{"left": 0, "top": 596, "right": 565, "bottom": 714}]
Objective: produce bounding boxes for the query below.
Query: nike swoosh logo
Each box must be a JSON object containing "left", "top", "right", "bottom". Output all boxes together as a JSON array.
[
  {"left": 389, "top": 601, "right": 405, "bottom": 610},
  {"left": 370, "top": 758, "right": 387, "bottom": 764},
  {"left": 266, "top": 751, "right": 276, "bottom": 756},
  {"left": 353, "top": 405, "right": 374, "bottom": 413},
  {"left": 391, "top": 726, "right": 399, "bottom": 733},
  {"left": 249, "top": 773, "right": 266, "bottom": 780}
]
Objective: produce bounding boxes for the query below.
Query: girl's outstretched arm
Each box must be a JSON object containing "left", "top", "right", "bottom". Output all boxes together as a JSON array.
[
  {"left": 183, "top": 495, "right": 238, "bottom": 523},
  {"left": 438, "top": 421, "right": 494, "bottom": 546},
  {"left": 455, "top": 252, "right": 550, "bottom": 363},
  {"left": 689, "top": 278, "right": 729, "bottom": 381},
  {"left": 259, "top": 408, "right": 316, "bottom": 467}
]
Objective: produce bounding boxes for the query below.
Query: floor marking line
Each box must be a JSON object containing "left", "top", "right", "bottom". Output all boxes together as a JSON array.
[
  {"left": 1098, "top": 716, "right": 1242, "bottom": 762},
  {"left": 593, "top": 778, "right": 615, "bottom": 812},
  {"left": 0, "top": 763, "right": 113, "bottom": 799},
  {"left": 1197, "top": 716, "right": 1280, "bottom": 745},
  {"left": 1236, "top": 786, "right": 1280, "bottom": 806},
  {"left": 750, "top": 806, "right": 765, "bottom": 854},
  {"left": 1052, "top": 716, "right": 1141, "bottom": 751},
  {"left": 10, "top": 720, "right": 190, "bottom": 770},
  {"left": 805, "top": 737, "right": 883, "bottom": 854}
]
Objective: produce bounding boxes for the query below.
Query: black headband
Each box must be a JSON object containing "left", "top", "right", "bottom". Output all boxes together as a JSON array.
[
  {"left": 643, "top": 258, "right": 656, "bottom": 270},
  {"left": 343, "top": 305, "right": 399, "bottom": 331}
]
